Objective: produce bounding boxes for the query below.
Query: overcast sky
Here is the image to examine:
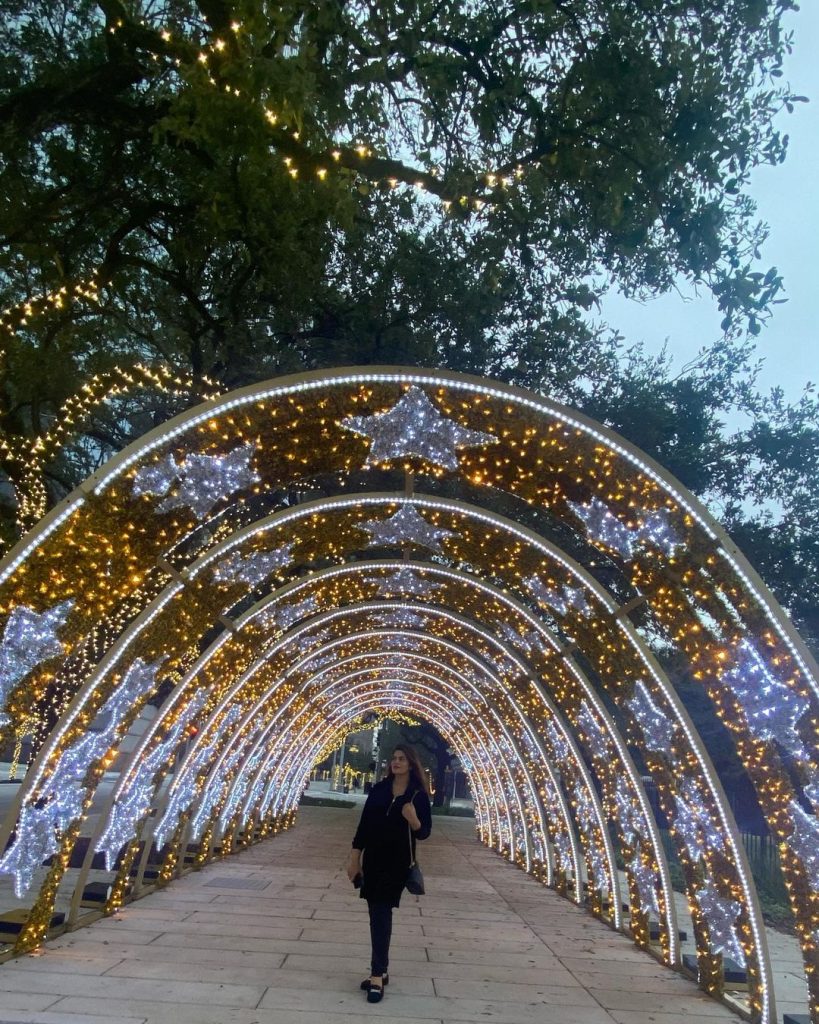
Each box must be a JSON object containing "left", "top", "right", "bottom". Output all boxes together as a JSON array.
[{"left": 602, "top": 3, "right": 818, "bottom": 402}]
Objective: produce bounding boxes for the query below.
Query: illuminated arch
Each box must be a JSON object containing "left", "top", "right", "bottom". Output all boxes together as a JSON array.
[{"left": 0, "top": 367, "right": 816, "bottom": 1024}]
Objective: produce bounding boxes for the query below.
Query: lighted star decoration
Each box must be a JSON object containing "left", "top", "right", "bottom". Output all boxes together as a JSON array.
[
  {"left": 615, "top": 777, "right": 645, "bottom": 848},
  {"left": 133, "top": 445, "right": 259, "bottom": 519},
  {"left": 341, "top": 386, "right": 498, "bottom": 471},
  {"left": 219, "top": 749, "right": 264, "bottom": 831},
  {"left": 191, "top": 738, "right": 252, "bottom": 839},
  {"left": 629, "top": 853, "right": 660, "bottom": 916},
  {"left": 97, "top": 690, "right": 208, "bottom": 870},
  {"left": 577, "top": 701, "right": 609, "bottom": 761},
  {"left": 131, "top": 453, "right": 178, "bottom": 498},
  {"left": 672, "top": 777, "right": 725, "bottom": 863},
  {"left": 360, "top": 505, "right": 456, "bottom": 554},
  {"left": 0, "top": 600, "right": 74, "bottom": 722},
  {"left": 292, "top": 625, "right": 334, "bottom": 653},
  {"left": 0, "top": 657, "right": 165, "bottom": 893},
  {"left": 370, "top": 609, "right": 429, "bottom": 631},
  {"left": 587, "top": 845, "right": 609, "bottom": 892},
  {"left": 639, "top": 508, "right": 682, "bottom": 556},
  {"left": 785, "top": 800, "right": 819, "bottom": 890},
  {"left": 568, "top": 497, "right": 635, "bottom": 558},
  {"left": 46, "top": 656, "right": 167, "bottom": 831},
  {"left": 575, "top": 790, "right": 596, "bottom": 836},
  {"left": 519, "top": 729, "right": 542, "bottom": 763},
  {"left": 696, "top": 879, "right": 747, "bottom": 966},
  {"left": 543, "top": 719, "right": 571, "bottom": 766},
  {"left": 553, "top": 831, "right": 573, "bottom": 873},
  {"left": 627, "top": 681, "right": 675, "bottom": 757},
  {"left": 300, "top": 652, "right": 337, "bottom": 676},
  {"left": 379, "top": 633, "right": 428, "bottom": 655},
  {"left": 525, "top": 578, "right": 591, "bottom": 619},
  {"left": 495, "top": 621, "right": 540, "bottom": 656},
  {"left": 722, "top": 639, "right": 811, "bottom": 761},
  {"left": 804, "top": 779, "right": 819, "bottom": 813},
  {"left": 372, "top": 565, "right": 437, "bottom": 598},
  {"left": 213, "top": 544, "right": 292, "bottom": 587},
  {"left": 260, "top": 595, "right": 320, "bottom": 633},
  {"left": 0, "top": 804, "right": 61, "bottom": 897},
  {"left": 154, "top": 705, "right": 243, "bottom": 848}
]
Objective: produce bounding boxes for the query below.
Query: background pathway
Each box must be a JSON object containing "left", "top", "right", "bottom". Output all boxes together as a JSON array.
[{"left": 0, "top": 806, "right": 748, "bottom": 1024}]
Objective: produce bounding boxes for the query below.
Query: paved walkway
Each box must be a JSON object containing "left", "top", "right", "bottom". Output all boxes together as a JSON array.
[{"left": 0, "top": 805, "right": 753, "bottom": 1024}]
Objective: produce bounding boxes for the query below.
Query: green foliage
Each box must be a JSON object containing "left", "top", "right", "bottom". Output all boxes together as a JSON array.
[{"left": 0, "top": 0, "right": 817, "bottom": 649}]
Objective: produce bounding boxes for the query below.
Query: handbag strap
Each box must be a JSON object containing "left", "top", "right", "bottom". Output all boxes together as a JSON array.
[{"left": 407, "top": 792, "right": 416, "bottom": 866}]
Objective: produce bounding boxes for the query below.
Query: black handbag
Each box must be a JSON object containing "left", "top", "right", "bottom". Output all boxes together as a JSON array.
[{"left": 405, "top": 793, "right": 425, "bottom": 895}]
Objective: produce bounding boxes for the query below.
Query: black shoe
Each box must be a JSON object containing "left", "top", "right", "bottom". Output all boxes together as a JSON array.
[
  {"left": 360, "top": 973, "right": 389, "bottom": 990},
  {"left": 366, "top": 979, "right": 384, "bottom": 1003}
]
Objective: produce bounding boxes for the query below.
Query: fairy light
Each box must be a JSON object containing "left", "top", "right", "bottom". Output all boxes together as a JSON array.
[
  {"left": 1, "top": 369, "right": 810, "bottom": 1022},
  {"left": 212, "top": 543, "right": 293, "bottom": 587},
  {"left": 341, "top": 385, "right": 498, "bottom": 469},
  {"left": 96, "top": 690, "right": 208, "bottom": 869},
  {"left": 0, "top": 602, "right": 74, "bottom": 721}
]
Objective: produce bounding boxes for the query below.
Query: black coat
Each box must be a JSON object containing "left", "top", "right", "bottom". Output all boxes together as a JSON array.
[{"left": 352, "top": 778, "right": 432, "bottom": 907}]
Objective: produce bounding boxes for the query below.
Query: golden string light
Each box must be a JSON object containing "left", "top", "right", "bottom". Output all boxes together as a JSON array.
[{"left": 0, "top": 370, "right": 814, "bottom": 1024}]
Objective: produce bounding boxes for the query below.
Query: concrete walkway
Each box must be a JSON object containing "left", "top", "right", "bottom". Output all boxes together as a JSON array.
[{"left": 0, "top": 805, "right": 749, "bottom": 1024}]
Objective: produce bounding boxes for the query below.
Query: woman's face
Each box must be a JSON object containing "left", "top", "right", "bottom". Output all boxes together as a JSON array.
[{"left": 390, "top": 750, "right": 410, "bottom": 777}]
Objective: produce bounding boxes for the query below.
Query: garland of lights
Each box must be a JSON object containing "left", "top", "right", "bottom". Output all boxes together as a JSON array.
[
  {"left": 0, "top": 369, "right": 816, "bottom": 1024},
  {"left": 0, "top": 364, "right": 224, "bottom": 538}
]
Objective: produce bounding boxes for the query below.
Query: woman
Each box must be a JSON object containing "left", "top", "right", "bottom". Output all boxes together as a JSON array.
[{"left": 346, "top": 744, "right": 432, "bottom": 1003}]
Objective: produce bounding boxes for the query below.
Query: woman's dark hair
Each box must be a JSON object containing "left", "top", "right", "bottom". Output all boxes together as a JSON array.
[{"left": 386, "top": 744, "right": 431, "bottom": 796}]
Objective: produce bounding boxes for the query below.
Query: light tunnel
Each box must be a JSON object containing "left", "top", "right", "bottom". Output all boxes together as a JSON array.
[{"left": 0, "top": 367, "right": 817, "bottom": 1024}]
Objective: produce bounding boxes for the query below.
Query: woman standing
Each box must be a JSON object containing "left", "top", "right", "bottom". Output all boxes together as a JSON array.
[{"left": 346, "top": 744, "right": 432, "bottom": 1003}]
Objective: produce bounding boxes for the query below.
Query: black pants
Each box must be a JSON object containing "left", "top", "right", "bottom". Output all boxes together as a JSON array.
[{"left": 367, "top": 900, "right": 393, "bottom": 976}]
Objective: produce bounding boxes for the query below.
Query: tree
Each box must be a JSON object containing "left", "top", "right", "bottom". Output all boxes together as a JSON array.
[
  {"left": 0, "top": 0, "right": 801, "bottom": 390},
  {"left": 1, "top": 0, "right": 817, "bottom": 650}
]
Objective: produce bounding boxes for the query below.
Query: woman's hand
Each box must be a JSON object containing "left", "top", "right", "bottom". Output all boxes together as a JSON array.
[
  {"left": 347, "top": 850, "right": 362, "bottom": 882},
  {"left": 402, "top": 802, "right": 422, "bottom": 830}
]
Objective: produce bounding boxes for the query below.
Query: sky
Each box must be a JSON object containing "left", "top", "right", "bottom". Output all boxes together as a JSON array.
[{"left": 602, "top": 3, "right": 818, "bottom": 403}]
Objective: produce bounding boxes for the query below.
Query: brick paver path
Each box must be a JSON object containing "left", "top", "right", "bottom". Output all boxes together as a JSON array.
[{"left": 0, "top": 805, "right": 746, "bottom": 1024}]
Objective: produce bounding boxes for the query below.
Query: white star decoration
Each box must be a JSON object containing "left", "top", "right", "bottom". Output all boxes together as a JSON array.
[
  {"left": 370, "top": 609, "right": 429, "bottom": 631},
  {"left": 627, "top": 681, "right": 675, "bottom": 757},
  {"left": 577, "top": 701, "right": 609, "bottom": 761},
  {"left": 639, "top": 509, "right": 682, "bottom": 556},
  {"left": 97, "top": 690, "right": 208, "bottom": 870},
  {"left": 723, "top": 640, "right": 811, "bottom": 762},
  {"left": 261, "top": 595, "right": 320, "bottom": 634},
  {"left": 615, "top": 777, "right": 645, "bottom": 847},
  {"left": 495, "top": 621, "right": 540, "bottom": 656},
  {"left": 0, "top": 657, "right": 165, "bottom": 895},
  {"left": 569, "top": 498, "right": 635, "bottom": 558},
  {"left": 213, "top": 544, "right": 292, "bottom": 587},
  {"left": 341, "top": 386, "right": 498, "bottom": 471},
  {"left": 785, "top": 800, "right": 819, "bottom": 890},
  {"left": 131, "top": 453, "right": 178, "bottom": 497},
  {"left": 154, "top": 705, "right": 243, "bottom": 848},
  {"left": 672, "top": 777, "right": 725, "bottom": 863},
  {"left": 372, "top": 566, "right": 436, "bottom": 598},
  {"left": 629, "top": 853, "right": 660, "bottom": 915},
  {"left": 133, "top": 445, "right": 259, "bottom": 519},
  {"left": 0, "top": 600, "right": 74, "bottom": 722},
  {"left": 525, "top": 578, "right": 591, "bottom": 618},
  {"left": 360, "top": 505, "right": 456, "bottom": 554},
  {"left": 0, "top": 805, "right": 60, "bottom": 897},
  {"left": 568, "top": 498, "right": 682, "bottom": 559},
  {"left": 544, "top": 720, "right": 571, "bottom": 765},
  {"left": 553, "top": 831, "right": 573, "bottom": 872},
  {"left": 696, "top": 879, "right": 747, "bottom": 966}
]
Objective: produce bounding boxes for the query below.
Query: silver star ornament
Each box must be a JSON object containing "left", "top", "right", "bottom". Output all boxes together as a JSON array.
[{"left": 341, "top": 387, "right": 498, "bottom": 471}]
